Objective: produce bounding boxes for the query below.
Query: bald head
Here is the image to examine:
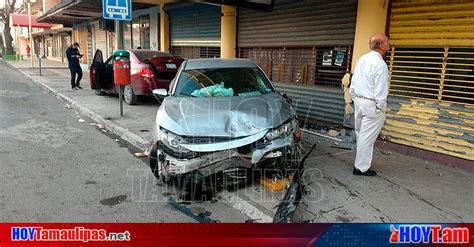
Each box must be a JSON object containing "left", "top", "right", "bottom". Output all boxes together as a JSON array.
[{"left": 369, "top": 33, "right": 390, "bottom": 58}]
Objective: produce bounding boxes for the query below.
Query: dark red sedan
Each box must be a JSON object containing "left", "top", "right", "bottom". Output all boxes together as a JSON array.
[{"left": 90, "top": 49, "right": 183, "bottom": 105}]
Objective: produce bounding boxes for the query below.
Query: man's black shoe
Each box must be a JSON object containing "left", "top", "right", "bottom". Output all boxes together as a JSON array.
[
  {"left": 353, "top": 168, "right": 377, "bottom": 176},
  {"left": 77, "top": 86, "right": 83, "bottom": 89}
]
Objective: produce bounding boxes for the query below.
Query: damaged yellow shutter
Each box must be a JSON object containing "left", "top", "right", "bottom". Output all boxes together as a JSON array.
[
  {"left": 390, "top": 0, "right": 474, "bottom": 47},
  {"left": 384, "top": 0, "right": 474, "bottom": 161}
]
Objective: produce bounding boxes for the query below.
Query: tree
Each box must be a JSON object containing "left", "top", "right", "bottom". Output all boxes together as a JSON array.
[{"left": 0, "top": 0, "right": 21, "bottom": 54}]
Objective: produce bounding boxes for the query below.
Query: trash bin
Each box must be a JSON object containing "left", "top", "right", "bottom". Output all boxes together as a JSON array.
[{"left": 113, "top": 50, "right": 131, "bottom": 86}]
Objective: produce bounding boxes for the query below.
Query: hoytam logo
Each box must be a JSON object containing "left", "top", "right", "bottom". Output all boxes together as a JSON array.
[
  {"left": 390, "top": 224, "right": 469, "bottom": 244},
  {"left": 11, "top": 226, "right": 131, "bottom": 242}
]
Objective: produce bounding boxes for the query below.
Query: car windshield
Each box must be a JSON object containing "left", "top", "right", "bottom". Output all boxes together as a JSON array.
[
  {"left": 174, "top": 67, "right": 274, "bottom": 97},
  {"left": 132, "top": 50, "right": 171, "bottom": 62}
]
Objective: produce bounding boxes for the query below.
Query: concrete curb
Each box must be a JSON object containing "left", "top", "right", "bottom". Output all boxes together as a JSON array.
[{"left": 5, "top": 61, "right": 275, "bottom": 223}]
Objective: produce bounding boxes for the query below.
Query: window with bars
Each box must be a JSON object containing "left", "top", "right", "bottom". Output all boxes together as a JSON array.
[
  {"left": 388, "top": 47, "right": 474, "bottom": 105},
  {"left": 238, "top": 47, "right": 352, "bottom": 87},
  {"left": 170, "top": 46, "right": 220, "bottom": 59}
]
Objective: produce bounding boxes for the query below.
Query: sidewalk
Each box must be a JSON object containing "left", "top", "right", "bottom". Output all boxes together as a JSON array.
[{"left": 4, "top": 59, "right": 473, "bottom": 223}]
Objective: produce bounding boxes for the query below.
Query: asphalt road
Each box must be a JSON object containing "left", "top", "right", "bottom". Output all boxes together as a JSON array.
[{"left": 0, "top": 63, "right": 246, "bottom": 222}]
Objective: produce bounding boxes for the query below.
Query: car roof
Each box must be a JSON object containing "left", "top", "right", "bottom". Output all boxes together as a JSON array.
[
  {"left": 184, "top": 58, "right": 258, "bottom": 70},
  {"left": 128, "top": 49, "right": 174, "bottom": 57}
]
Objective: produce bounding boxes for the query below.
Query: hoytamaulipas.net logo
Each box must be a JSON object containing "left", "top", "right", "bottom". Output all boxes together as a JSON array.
[
  {"left": 11, "top": 226, "right": 131, "bottom": 242},
  {"left": 390, "top": 224, "right": 469, "bottom": 244}
]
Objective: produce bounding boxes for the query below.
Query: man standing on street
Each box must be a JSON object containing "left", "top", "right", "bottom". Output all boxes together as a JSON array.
[
  {"left": 66, "top": 42, "right": 83, "bottom": 90},
  {"left": 350, "top": 33, "right": 390, "bottom": 176}
]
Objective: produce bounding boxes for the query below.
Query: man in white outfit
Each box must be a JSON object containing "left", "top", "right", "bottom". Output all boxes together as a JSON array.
[{"left": 350, "top": 33, "right": 390, "bottom": 176}]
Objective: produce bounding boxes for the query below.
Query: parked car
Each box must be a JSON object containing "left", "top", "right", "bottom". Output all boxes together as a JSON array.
[
  {"left": 149, "top": 59, "right": 302, "bottom": 188},
  {"left": 90, "top": 49, "right": 183, "bottom": 105}
]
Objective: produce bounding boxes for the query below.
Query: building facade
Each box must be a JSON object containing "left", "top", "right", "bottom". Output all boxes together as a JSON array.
[{"left": 37, "top": 0, "right": 473, "bottom": 164}]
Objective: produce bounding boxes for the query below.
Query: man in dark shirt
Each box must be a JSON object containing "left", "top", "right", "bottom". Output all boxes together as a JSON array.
[{"left": 66, "top": 42, "right": 83, "bottom": 90}]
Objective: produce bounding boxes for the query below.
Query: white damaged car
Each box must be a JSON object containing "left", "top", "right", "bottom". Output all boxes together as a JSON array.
[{"left": 150, "top": 59, "right": 302, "bottom": 186}]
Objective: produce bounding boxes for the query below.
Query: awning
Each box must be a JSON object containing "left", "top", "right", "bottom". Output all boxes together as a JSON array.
[
  {"left": 32, "top": 24, "right": 73, "bottom": 37},
  {"left": 36, "top": 0, "right": 100, "bottom": 27},
  {"left": 10, "top": 14, "right": 54, "bottom": 28},
  {"left": 37, "top": 0, "right": 157, "bottom": 26}
]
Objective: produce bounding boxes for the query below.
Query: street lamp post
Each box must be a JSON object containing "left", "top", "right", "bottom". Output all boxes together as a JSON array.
[{"left": 27, "top": 0, "right": 36, "bottom": 68}]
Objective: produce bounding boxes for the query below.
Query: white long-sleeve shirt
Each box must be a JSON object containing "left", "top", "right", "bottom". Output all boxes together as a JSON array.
[{"left": 350, "top": 50, "right": 389, "bottom": 111}]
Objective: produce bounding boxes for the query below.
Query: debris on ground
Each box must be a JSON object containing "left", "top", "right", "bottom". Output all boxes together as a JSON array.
[
  {"left": 302, "top": 124, "right": 356, "bottom": 150},
  {"left": 114, "top": 139, "right": 119, "bottom": 142},
  {"left": 260, "top": 176, "right": 291, "bottom": 192},
  {"left": 330, "top": 142, "right": 354, "bottom": 150},
  {"left": 168, "top": 197, "right": 219, "bottom": 223},
  {"left": 65, "top": 104, "right": 71, "bottom": 109},
  {"left": 190, "top": 207, "right": 206, "bottom": 215},
  {"left": 380, "top": 150, "right": 392, "bottom": 155},
  {"left": 245, "top": 218, "right": 262, "bottom": 223},
  {"left": 302, "top": 128, "right": 342, "bottom": 142},
  {"left": 99, "top": 195, "right": 127, "bottom": 207},
  {"left": 96, "top": 123, "right": 103, "bottom": 129},
  {"left": 78, "top": 118, "right": 85, "bottom": 123},
  {"left": 134, "top": 152, "right": 148, "bottom": 157},
  {"left": 89, "top": 123, "right": 96, "bottom": 126},
  {"left": 328, "top": 129, "right": 339, "bottom": 137},
  {"left": 101, "top": 129, "right": 107, "bottom": 133}
]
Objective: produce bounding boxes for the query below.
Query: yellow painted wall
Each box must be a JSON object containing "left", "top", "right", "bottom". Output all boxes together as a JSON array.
[
  {"left": 351, "top": 0, "right": 389, "bottom": 71},
  {"left": 220, "top": 6, "right": 237, "bottom": 58},
  {"left": 160, "top": 4, "right": 170, "bottom": 53}
]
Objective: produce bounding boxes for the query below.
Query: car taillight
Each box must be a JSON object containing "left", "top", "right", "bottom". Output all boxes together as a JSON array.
[{"left": 140, "top": 67, "right": 154, "bottom": 78}]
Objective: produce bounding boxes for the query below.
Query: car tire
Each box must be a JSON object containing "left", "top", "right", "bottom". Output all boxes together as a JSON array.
[
  {"left": 95, "top": 88, "right": 105, "bottom": 95},
  {"left": 123, "top": 85, "right": 138, "bottom": 105}
]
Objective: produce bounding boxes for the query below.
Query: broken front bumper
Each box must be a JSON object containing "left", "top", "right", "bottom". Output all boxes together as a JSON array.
[{"left": 150, "top": 134, "right": 298, "bottom": 180}]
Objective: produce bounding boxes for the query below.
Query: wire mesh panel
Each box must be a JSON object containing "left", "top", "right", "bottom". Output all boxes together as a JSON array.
[
  {"left": 239, "top": 46, "right": 351, "bottom": 87},
  {"left": 171, "top": 46, "right": 220, "bottom": 59}
]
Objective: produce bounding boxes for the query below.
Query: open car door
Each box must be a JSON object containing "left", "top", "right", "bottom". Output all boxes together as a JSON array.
[
  {"left": 91, "top": 49, "right": 114, "bottom": 91},
  {"left": 90, "top": 49, "right": 103, "bottom": 89}
]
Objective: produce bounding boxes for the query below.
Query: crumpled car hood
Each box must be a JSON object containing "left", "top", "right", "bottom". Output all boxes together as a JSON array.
[{"left": 156, "top": 92, "right": 294, "bottom": 138}]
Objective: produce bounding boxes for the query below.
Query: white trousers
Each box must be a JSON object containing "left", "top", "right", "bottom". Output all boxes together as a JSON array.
[{"left": 353, "top": 98, "right": 386, "bottom": 172}]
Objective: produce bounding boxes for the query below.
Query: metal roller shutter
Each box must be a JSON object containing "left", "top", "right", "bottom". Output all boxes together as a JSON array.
[
  {"left": 238, "top": 0, "right": 357, "bottom": 47},
  {"left": 384, "top": 0, "right": 474, "bottom": 161},
  {"left": 389, "top": 0, "right": 474, "bottom": 47},
  {"left": 238, "top": 0, "right": 357, "bottom": 126},
  {"left": 168, "top": 3, "right": 221, "bottom": 47}
]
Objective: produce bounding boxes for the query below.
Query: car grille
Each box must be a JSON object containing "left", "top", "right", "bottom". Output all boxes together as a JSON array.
[{"left": 181, "top": 136, "right": 243, "bottom": 145}]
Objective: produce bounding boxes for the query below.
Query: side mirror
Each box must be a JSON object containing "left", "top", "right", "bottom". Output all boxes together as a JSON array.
[{"left": 152, "top": 89, "right": 168, "bottom": 100}]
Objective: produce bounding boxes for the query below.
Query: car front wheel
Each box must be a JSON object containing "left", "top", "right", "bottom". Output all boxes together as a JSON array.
[{"left": 123, "top": 85, "right": 138, "bottom": 105}]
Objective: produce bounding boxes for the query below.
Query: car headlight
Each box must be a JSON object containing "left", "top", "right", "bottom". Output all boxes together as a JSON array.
[
  {"left": 265, "top": 118, "right": 298, "bottom": 141},
  {"left": 160, "top": 127, "right": 190, "bottom": 153}
]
